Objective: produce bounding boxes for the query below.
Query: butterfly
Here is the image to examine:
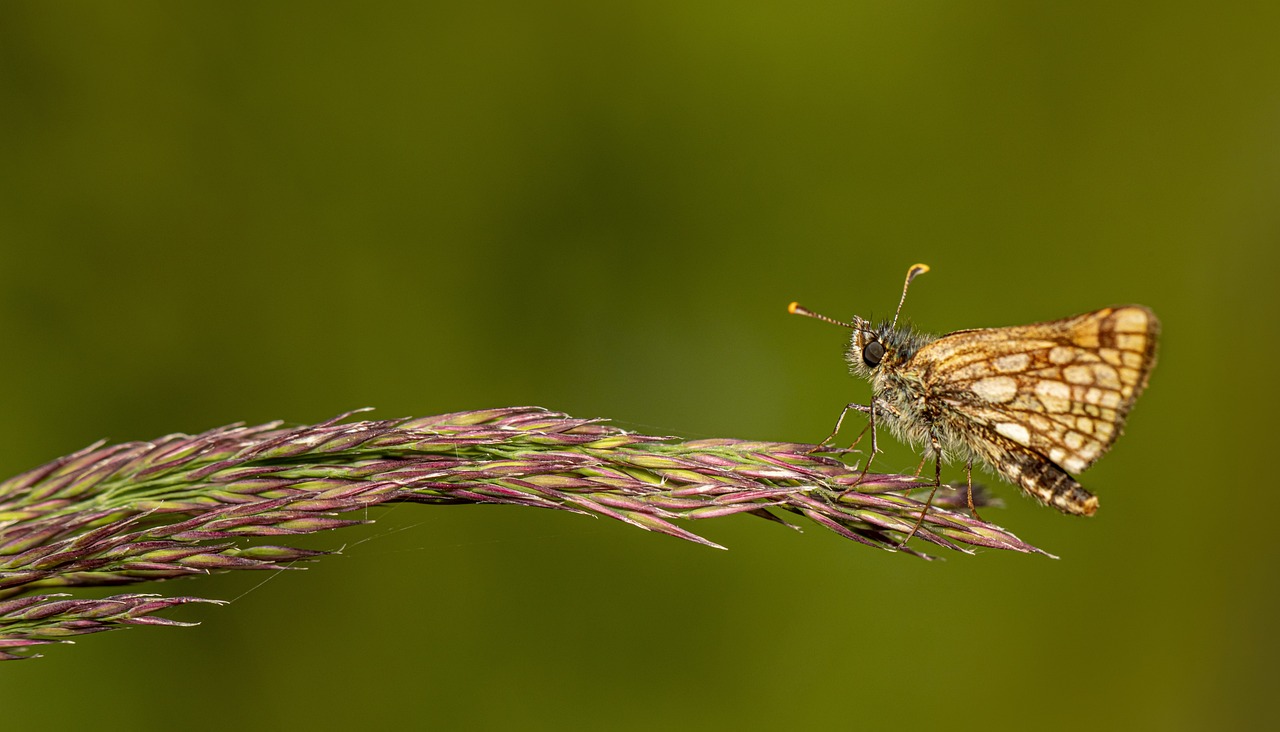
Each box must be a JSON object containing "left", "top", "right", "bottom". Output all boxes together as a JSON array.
[{"left": 789, "top": 264, "right": 1159, "bottom": 525}]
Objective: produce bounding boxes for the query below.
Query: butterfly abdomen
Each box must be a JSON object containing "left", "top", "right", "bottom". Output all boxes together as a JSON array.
[{"left": 997, "top": 446, "right": 1099, "bottom": 516}]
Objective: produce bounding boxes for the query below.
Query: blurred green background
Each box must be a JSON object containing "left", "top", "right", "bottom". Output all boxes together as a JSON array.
[{"left": 2, "top": 2, "right": 1277, "bottom": 730}]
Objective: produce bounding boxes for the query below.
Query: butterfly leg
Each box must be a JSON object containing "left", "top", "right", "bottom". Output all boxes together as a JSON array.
[
  {"left": 811, "top": 401, "right": 886, "bottom": 490},
  {"left": 912, "top": 453, "right": 927, "bottom": 477},
  {"left": 845, "top": 420, "right": 873, "bottom": 454},
  {"left": 808, "top": 401, "right": 872, "bottom": 455},
  {"left": 900, "top": 433, "right": 943, "bottom": 548},
  {"left": 964, "top": 458, "right": 984, "bottom": 521},
  {"left": 845, "top": 401, "right": 883, "bottom": 484}
]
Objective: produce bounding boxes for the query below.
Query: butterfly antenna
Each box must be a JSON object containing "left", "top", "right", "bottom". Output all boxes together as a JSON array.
[
  {"left": 788, "top": 302, "right": 858, "bottom": 330},
  {"left": 891, "top": 263, "right": 930, "bottom": 329}
]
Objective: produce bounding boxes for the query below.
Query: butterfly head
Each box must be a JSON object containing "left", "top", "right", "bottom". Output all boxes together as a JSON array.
[
  {"left": 845, "top": 319, "right": 933, "bottom": 377},
  {"left": 848, "top": 319, "right": 889, "bottom": 374}
]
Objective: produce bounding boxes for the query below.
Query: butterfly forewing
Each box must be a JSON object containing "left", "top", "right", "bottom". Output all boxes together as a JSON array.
[{"left": 913, "top": 306, "right": 1159, "bottom": 498}]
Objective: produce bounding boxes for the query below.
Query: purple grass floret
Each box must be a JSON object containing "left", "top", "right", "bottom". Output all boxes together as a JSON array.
[
  {"left": 0, "top": 406, "right": 1049, "bottom": 659},
  {"left": 0, "top": 593, "right": 223, "bottom": 660}
]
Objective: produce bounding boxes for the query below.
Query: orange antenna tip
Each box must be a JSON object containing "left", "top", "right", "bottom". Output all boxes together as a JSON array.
[{"left": 788, "top": 301, "right": 857, "bottom": 330}]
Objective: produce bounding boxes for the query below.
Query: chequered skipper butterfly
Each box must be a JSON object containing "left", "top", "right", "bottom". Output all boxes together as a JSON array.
[{"left": 789, "top": 264, "right": 1159, "bottom": 523}]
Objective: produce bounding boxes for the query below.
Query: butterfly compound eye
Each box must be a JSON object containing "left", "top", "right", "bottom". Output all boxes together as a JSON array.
[{"left": 863, "top": 340, "right": 885, "bottom": 367}]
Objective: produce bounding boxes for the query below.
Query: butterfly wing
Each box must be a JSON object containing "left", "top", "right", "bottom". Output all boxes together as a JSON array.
[{"left": 911, "top": 306, "right": 1159, "bottom": 514}]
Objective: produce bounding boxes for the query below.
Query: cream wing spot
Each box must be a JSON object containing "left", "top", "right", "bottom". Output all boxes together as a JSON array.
[
  {"left": 1064, "top": 431, "right": 1085, "bottom": 449},
  {"left": 1113, "top": 308, "right": 1149, "bottom": 333},
  {"left": 1117, "top": 333, "right": 1147, "bottom": 351},
  {"left": 993, "top": 353, "right": 1031, "bottom": 372},
  {"left": 1035, "top": 380, "right": 1072, "bottom": 413},
  {"left": 995, "top": 422, "right": 1032, "bottom": 446},
  {"left": 1027, "top": 414, "right": 1053, "bottom": 432},
  {"left": 1062, "top": 456, "right": 1087, "bottom": 473},
  {"left": 972, "top": 376, "right": 1018, "bottom": 403},
  {"left": 1064, "top": 365, "right": 1094, "bottom": 385},
  {"left": 1094, "top": 364, "right": 1121, "bottom": 389},
  {"left": 951, "top": 362, "right": 991, "bottom": 381},
  {"left": 1049, "top": 346, "right": 1075, "bottom": 365}
]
